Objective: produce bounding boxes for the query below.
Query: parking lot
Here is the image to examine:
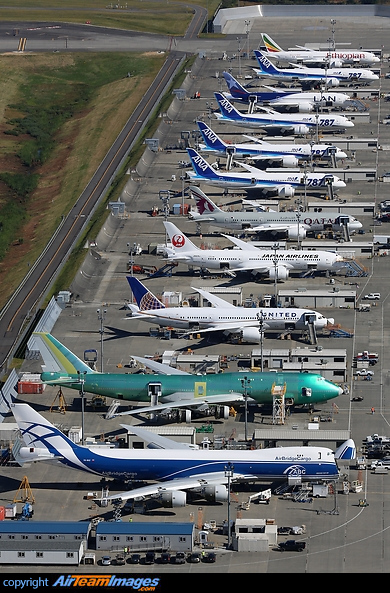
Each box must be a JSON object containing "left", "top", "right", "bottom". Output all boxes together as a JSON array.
[{"left": 2, "top": 12, "right": 390, "bottom": 574}]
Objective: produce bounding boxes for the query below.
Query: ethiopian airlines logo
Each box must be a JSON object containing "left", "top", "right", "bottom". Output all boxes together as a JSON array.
[{"left": 172, "top": 233, "right": 185, "bottom": 248}]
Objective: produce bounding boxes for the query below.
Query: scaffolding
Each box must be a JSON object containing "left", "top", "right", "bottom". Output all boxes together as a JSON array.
[
  {"left": 50, "top": 387, "right": 67, "bottom": 414},
  {"left": 272, "top": 382, "right": 287, "bottom": 425},
  {"left": 13, "top": 476, "right": 35, "bottom": 504}
]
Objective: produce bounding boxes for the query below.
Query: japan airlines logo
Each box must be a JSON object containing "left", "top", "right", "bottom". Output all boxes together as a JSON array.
[{"left": 172, "top": 233, "right": 185, "bottom": 248}]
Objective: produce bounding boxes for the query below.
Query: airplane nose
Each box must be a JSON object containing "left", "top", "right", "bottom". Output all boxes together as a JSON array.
[
  {"left": 337, "top": 151, "right": 348, "bottom": 159},
  {"left": 335, "top": 179, "right": 346, "bottom": 188},
  {"left": 327, "top": 318, "right": 335, "bottom": 325},
  {"left": 343, "top": 120, "right": 354, "bottom": 128}
]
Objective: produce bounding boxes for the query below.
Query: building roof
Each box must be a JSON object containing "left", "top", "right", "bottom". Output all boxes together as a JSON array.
[
  {"left": 253, "top": 429, "right": 350, "bottom": 442},
  {"left": 96, "top": 522, "right": 194, "bottom": 536},
  {"left": 0, "top": 521, "right": 90, "bottom": 535}
]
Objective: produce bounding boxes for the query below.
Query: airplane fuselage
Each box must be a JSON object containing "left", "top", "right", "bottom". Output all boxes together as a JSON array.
[{"left": 41, "top": 370, "right": 342, "bottom": 406}]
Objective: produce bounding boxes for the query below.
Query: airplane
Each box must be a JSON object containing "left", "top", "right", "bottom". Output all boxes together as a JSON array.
[
  {"left": 31, "top": 332, "right": 344, "bottom": 424},
  {"left": 213, "top": 92, "right": 354, "bottom": 134},
  {"left": 261, "top": 32, "right": 381, "bottom": 67},
  {"left": 253, "top": 50, "right": 380, "bottom": 88},
  {"left": 10, "top": 402, "right": 356, "bottom": 508},
  {"left": 196, "top": 120, "right": 348, "bottom": 167},
  {"left": 222, "top": 71, "right": 352, "bottom": 112},
  {"left": 185, "top": 148, "right": 347, "bottom": 197},
  {"left": 126, "top": 275, "right": 334, "bottom": 344},
  {"left": 162, "top": 220, "right": 346, "bottom": 280},
  {"left": 188, "top": 185, "right": 363, "bottom": 239}
]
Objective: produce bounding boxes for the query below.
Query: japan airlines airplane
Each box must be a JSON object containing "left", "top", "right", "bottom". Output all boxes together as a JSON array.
[
  {"left": 222, "top": 71, "right": 352, "bottom": 112},
  {"left": 185, "top": 148, "right": 346, "bottom": 197},
  {"left": 253, "top": 51, "right": 380, "bottom": 87},
  {"left": 261, "top": 33, "right": 380, "bottom": 67},
  {"left": 30, "top": 332, "right": 344, "bottom": 424},
  {"left": 188, "top": 186, "right": 363, "bottom": 239},
  {"left": 10, "top": 402, "right": 355, "bottom": 508},
  {"left": 197, "top": 121, "right": 348, "bottom": 167},
  {"left": 126, "top": 276, "right": 334, "bottom": 344},
  {"left": 214, "top": 92, "right": 354, "bottom": 134},
  {"left": 162, "top": 221, "right": 345, "bottom": 280}
]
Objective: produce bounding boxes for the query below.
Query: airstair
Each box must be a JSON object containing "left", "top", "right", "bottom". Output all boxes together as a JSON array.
[
  {"left": 148, "top": 262, "right": 178, "bottom": 278},
  {"left": 342, "top": 260, "right": 368, "bottom": 277},
  {"left": 272, "top": 382, "right": 287, "bottom": 425}
]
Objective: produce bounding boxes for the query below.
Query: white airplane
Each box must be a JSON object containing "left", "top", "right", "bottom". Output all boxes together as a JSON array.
[
  {"left": 214, "top": 92, "right": 354, "bottom": 134},
  {"left": 10, "top": 402, "right": 356, "bottom": 508},
  {"left": 197, "top": 121, "right": 348, "bottom": 167},
  {"left": 162, "top": 221, "right": 346, "bottom": 280},
  {"left": 254, "top": 51, "right": 380, "bottom": 87},
  {"left": 261, "top": 33, "right": 380, "bottom": 67},
  {"left": 188, "top": 186, "right": 363, "bottom": 240},
  {"left": 185, "top": 148, "right": 346, "bottom": 197},
  {"left": 222, "top": 71, "right": 352, "bottom": 112},
  {"left": 126, "top": 276, "right": 334, "bottom": 344}
]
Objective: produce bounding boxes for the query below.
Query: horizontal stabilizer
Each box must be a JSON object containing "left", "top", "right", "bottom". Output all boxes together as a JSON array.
[
  {"left": 120, "top": 424, "right": 198, "bottom": 449},
  {"left": 131, "top": 356, "right": 189, "bottom": 375}
]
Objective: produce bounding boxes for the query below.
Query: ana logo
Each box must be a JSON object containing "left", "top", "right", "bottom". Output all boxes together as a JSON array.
[
  {"left": 203, "top": 128, "right": 219, "bottom": 144},
  {"left": 259, "top": 54, "right": 272, "bottom": 68},
  {"left": 220, "top": 98, "right": 234, "bottom": 113},
  {"left": 193, "top": 155, "right": 209, "bottom": 171},
  {"left": 172, "top": 233, "right": 185, "bottom": 248}
]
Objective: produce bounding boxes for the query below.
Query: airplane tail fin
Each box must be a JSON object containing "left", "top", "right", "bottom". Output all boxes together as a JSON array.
[
  {"left": 197, "top": 121, "right": 227, "bottom": 152},
  {"left": 261, "top": 33, "right": 283, "bottom": 53},
  {"left": 163, "top": 221, "right": 199, "bottom": 253},
  {"left": 334, "top": 439, "right": 356, "bottom": 460},
  {"left": 32, "top": 332, "right": 96, "bottom": 375},
  {"left": 126, "top": 276, "right": 165, "bottom": 310},
  {"left": 222, "top": 71, "right": 250, "bottom": 100},
  {"left": 214, "top": 92, "right": 243, "bottom": 122},
  {"left": 189, "top": 186, "right": 223, "bottom": 216},
  {"left": 11, "top": 403, "right": 83, "bottom": 464},
  {"left": 187, "top": 148, "right": 220, "bottom": 180},
  {"left": 254, "top": 50, "right": 281, "bottom": 75}
]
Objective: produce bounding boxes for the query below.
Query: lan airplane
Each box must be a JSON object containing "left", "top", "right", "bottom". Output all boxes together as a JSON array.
[
  {"left": 185, "top": 148, "right": 346, "bottom": 197},
  {"left": 197, "top": 120, "right": 348, "bottom": 167},
  {"left": 188, "top": 186, "right": 362, "bottom": 240},
  {"left": 162, "top": 221, "right": 345, "bottom": 280},
  {"left": 253, "top": 50, "right": 379, "bottom": 87},
  {"left": 31, "top": 332, "right": 344, "bottom": 423},
  {"left": 213, "top": 92, "right": 354, "bottom": 134},
  {"left": 222, "top": 71, "right": 352, "bottom": 112},
  {"left": 10, "top": 402, "right": 355, "bottom": 507},
  {"left": 261, "top": 33, "right": 380, "bottom": 67},
  {"left": 126, "top": 276, "right": 334, "bottom": 344}
]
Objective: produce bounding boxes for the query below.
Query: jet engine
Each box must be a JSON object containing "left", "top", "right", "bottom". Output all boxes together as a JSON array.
[
  {"left": 214, "top": 405, "right": 230, "bottom": 420},
  {"left": 159, "top": 490, "right": 187, "bottom": 508},
  {"left": 277, "top": 185, "right": 295, "bottom": 198},
  {"left": 326, "top": 77, "right": 340, "bottom": 87},
  {"left": 268, "top": 266, "right": 290, "bottom": 281},
  {"left": 281, "top": 155, "right": 300, "bottom": 167},
  {"left": 202, "top": 484, "right": 229, "bottom": 503},
  {"left": 286, "top": 226, "right": 307, "bottom": 241},
  {"left": 292, "top": 124, "right": 311, "bottom": 135},
  {"left": 328, "top": 59, "right": 343, "bottom": 68},
  {"left": 296, "top": 102, "right": 315, "bottom": 113}
]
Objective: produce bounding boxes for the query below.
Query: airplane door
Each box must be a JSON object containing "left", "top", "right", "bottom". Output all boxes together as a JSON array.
[
  {"left": 194, "top": 381, "right": 207, "bottom": 398},
  {"left": 148, "top": 382, "right": 162, "bottom": 406}
]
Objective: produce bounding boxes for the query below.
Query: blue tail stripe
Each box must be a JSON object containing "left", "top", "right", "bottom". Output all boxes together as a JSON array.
[
  {"left": 187, "top": 148, "right": 219, "bottom": 179},
  {"left": 214, "top": 92, "right": 241, "bottom": 120},
  {"left": 197, "top": 121, "right": 227, "bottom": 151}
]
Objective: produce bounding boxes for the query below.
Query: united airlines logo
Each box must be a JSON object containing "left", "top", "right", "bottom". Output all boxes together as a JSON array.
[
  {"left": 172, "top": 233, "right": 185, "bottom": 248},
  {"left": 193, "top": 154, "right": 209, "bottom": 171}
]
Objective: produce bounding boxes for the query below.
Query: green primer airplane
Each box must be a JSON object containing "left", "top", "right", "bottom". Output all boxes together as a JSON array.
[{"left": 33, "top": 332, "right": 343, "bottom": 420}]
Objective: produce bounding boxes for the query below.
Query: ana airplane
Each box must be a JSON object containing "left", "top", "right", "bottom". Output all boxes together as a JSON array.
[
  {"left": 10, "top": 403, "right": 355, "bottom": 508},
  {"left": 188, "top": 186, "right": 363, "bottom": 239},
  {"left": 253, "top": 50, "right": 380, "bottom": 88},
  {"left": 261, "top": 33, "right": 380, "bottom": 67},
  {"left": 162, "top": 220, "right": 345, "bottom": 280},
  {"left": 126, "top": 276, "right": 334, "bottom": 344},
  {"left": 222, "top": 71, "right": 352, "bottom": 112},
  {"left": 214, "top": 92, "right": 354, "bottom": 134},
  {"left": 185, "top": 148, "right": 346, "bottom": 197},
  {"left": 197, "top": 120, "right": 348, "bottom": 167},
  {"left": 31, "top": 332, "right": 344, "bottom": 424}
]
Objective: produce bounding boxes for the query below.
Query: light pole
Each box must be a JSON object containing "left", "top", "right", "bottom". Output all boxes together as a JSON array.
[
  {"left": 272, "top": 242, "right": 279, "bottom": 306},
  {"left": 240, "top": 376, "right": 252, "bottom": 441},
  {"left": 330, "top": 19, "right": 336, "bottom": 51},
  {"left": 256, "top": 313, "right": 264, "bottom": 372},
  {"left": 237, "top": 37, "right": 242, "bottom": 78},
  {"left": 296, "top": 210, "right": 301, "bottom": 250},
  {"left": 97, "top": 308, "right": 107, "bottom": 373},
  {"left": 224, "top": 462, "right": 234, "bottom": 549},
  {"left": 77, "top": 370, "right": 87, "bottom": 445},
  {"left": 303, "top": 160, "right": 308, "bottom": 212},
  {"left": 245, "top": 20, "right": 251, "bottom": 59}
]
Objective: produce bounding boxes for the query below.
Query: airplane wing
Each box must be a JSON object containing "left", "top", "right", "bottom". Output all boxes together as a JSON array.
[
  {"left": 112, "top": 392, "right": 246, "bottom": 417},
  {"left": 131, "top": 356, "right": 190, "bottom": 376},
  {"left": 247, "top": 222, "right": 310, "bottom": 233},
  {"left": 98, "top": 471, "right": 255, "bottom": 504},
  {"left": 119, "top": 424, "right": 198, "bottom": 449},
  {"left": 192, "top": 287, "right": 236, "bottom": 308},
  {"left": 181, "top": 320, "right": 267, "bottom": 335},
  {"left": 221, "top": 234, "right": 260, "bottom": 251},
  {"left": 242, "top": 135, "right": 267, "bottom": 144}
]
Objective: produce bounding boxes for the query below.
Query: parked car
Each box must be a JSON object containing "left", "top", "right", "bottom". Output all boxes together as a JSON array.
[
  {"left": 127, "top": 553, "right": 141, "bottom": 564},
  {"left": 278, "top": 540, "right": 306, "bottom": 552},
  {"left": 101, "top": 555, "right": 112, "bottom": 566},
  {"left": 115, "top": 554, "right": 125, "bottom": 566},
  {"left": 187, "top": 552, "right": 201, "bottom": 563},
  {"left": 173, "top": 552, "right": 186, "bottom": 564},
  {"left": 277, "top": 526, "right": 292, "bottom": 535},
  {"left": 144, "top": 551, "right": 156, "bottom": 565},
  {"left": 355, "top": 369, "right": 374, "bottom": 377},
  {"left": 202, "top": 552, "right": 216, "bottom": 563},
  {"left": 363, "top": 293, "right": 381, "bottom": 300},
  {"left": 159, "top": 552, "right": 171, "bottom": 564}
]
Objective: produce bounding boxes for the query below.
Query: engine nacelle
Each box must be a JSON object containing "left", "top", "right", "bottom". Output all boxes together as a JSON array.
[
  {"left": 277, "top": 185, "right": 295, "bottom": 198},
  {"left": 329, "top": 59, "right": 343, "bottom": 68},
  {"left": 268, "top": 265, "right": 290, "bottom": 281},
  {"left": 292, "top": 124, "right": 310, "bottom": 135},
  {"left": 327, "top": 77, "right": 340, "bottom": 87},
  {"left": 159, "top": 490, "right": 187, "bottom": 508},
  {"left": 214, "top": 405, "right": 230, "bottom": 419},
  {"left": 281, "top": 155, "right": 299, "bottom": 168},
  {"left": 239, "top": 327, "right": 262, "bottom": 344},
  {"left": 297, "top": 102, "right": 314, "bottom": 113},
  {"left": 286, "top": 226, "right": 307, "bottom": 241},
  {"left": 202, "top": 484, "right": 229, "bottom": 503}
]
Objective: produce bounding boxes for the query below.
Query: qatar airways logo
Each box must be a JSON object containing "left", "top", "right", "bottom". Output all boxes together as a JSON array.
[
  {"left": 195, "top": 195, "right": 214, "bottom": 214},
  {"left": 202, "top": 128, "right": 219, "bottom": 144},
  {"left": 171, "top": 233, "right": 186, "bottom": 248}
]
